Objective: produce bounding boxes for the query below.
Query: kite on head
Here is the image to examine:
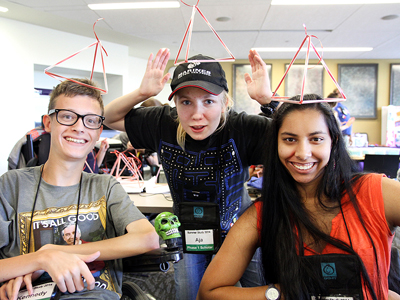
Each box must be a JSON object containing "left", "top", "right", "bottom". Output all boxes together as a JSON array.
[
  {"left": 44, "top": 18, "right": 109, "bottom": 94},
  {"left": 271, "top": 24, "right": 346, "bottom": 104},
  {"left": 174, "top": 0, "right": 235, "bottom": 65}
]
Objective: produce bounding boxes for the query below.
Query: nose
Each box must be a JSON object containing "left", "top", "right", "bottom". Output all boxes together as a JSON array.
[
  {"left": 71, "top": 116, "right": 85, "bottom": 132},
  {"left": 295, "top": 140, "right": 311, "bottom": 161},
  {"left": 191, "top": 103, "right": 204, "bottom": 120}
]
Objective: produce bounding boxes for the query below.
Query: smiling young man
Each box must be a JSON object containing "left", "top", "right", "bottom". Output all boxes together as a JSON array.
[{"left": 0, "top": 78, "right": 159, "bottom": 300}]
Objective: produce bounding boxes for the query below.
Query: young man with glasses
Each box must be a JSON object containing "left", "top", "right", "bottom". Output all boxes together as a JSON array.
[{"left": 0, "top": 78, "right": 159, "bottom": 300}]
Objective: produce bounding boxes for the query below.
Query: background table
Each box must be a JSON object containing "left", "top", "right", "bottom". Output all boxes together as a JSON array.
[{"left": 129, "top": 193, "right": 173, "bottom": 214}]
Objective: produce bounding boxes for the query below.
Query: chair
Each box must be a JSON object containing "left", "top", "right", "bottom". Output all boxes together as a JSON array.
[
  {"left": 363, "top": 154, "right": 400, "bottom": 179},
  {"left": 21, "top": 133, "right": 51, "bottom": 167},
  {"left": 121, "top": 247, "right": 183, "bottom": 299}
]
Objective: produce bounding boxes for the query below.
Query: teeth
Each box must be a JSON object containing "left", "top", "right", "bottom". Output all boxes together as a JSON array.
[
  {"left": 293, "top": 163, "right": 314, "bottom": 170},
  {"left": 66, "top": 137, "right": 85, "bottom": 144},
  {"left": 166, "top": 228, "right": 179, "bottom": 236}
]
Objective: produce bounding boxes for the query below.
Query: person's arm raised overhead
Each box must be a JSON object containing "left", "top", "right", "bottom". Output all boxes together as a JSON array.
[
  {"left": 245, "top": 49, "right": 273, "bottom": 106},
  {"left": 104, "top": 48, "right": 171, "bottom": 131}
]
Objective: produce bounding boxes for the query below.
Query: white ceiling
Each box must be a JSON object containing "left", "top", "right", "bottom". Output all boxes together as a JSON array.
[{"left": 1, "top": 0, "right": 400, "bottom": 60}]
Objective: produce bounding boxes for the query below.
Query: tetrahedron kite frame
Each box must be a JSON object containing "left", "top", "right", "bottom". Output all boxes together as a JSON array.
[
  {"left": 174, "top": 0, "right": 235, "bottom": 65},
  {"left": 271, "top": 24, "right": 346, "bottom": 104},
  {"left": 44, "top": 18, "right": 109, "bottom": 94}
]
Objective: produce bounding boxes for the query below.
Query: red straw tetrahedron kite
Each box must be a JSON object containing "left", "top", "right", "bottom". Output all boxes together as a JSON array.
[
  {"left": 174, "top": 0, "right": 235, "bottom": 65},
  {"left": 272, "top": 24, "right": 346, "bottom": 104},
  {"left": 44, "top": 18, "right": 108, "bottom": 94},
  {"left": 110, "top": 150, "right": 144, "bottom": 181}
]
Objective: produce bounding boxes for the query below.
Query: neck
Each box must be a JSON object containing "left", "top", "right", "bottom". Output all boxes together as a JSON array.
[{"left": 42, "top": 157, "right": 85, "bottom": 186}]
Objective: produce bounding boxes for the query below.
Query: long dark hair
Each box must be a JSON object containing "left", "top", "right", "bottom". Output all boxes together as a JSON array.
[{"left": 260, "top": 94, "right": 380, "bottom": 299}]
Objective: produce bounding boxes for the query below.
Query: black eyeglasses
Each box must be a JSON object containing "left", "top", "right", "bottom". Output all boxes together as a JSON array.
[{"left": 48, "top": 109, "right": 105, "bottom": 129}]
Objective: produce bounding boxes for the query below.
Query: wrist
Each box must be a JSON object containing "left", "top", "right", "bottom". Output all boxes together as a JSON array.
[
  {"left": 258, "top": 92, "right": 273, "bottom": 106},
  {"left": 265, "top": 283, "right": 280, "bottom": 300},
  {"left": 260, "top": 101, "right": 279, "bottom": 117}
]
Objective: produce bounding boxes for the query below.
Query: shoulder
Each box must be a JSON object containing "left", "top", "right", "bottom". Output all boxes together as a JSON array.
[
  {"left": 1, "top": 166, "right": 40, "bottom": 184},
  {"left": 351, "top": 173, "right": 384, "bottom": 199}
]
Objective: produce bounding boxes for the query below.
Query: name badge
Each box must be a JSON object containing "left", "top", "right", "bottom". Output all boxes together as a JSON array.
[
  {"left": 18, "top": 282, "right": 58, "bottom": 300},
  {"left": 184, "top": 229, "right": 214, "bottom": 252}
]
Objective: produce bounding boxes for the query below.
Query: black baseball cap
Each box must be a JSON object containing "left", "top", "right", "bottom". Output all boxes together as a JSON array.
[{"left": 168, "top": 54, "right": 229, "bottom": 100}]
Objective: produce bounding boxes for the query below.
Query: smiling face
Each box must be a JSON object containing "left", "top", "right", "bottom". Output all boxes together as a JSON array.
[
  {"left": 278, "top": 108, "right": 332, "bottom": 192},
  {"left": 174, "top": 87, "right": 226, "bottom": 141},
  {"left": 62, "top": 225, "right": 81, "bottom": 245},
  {"left": 43, "top": 94, "right": 103, "bottom": 163}
]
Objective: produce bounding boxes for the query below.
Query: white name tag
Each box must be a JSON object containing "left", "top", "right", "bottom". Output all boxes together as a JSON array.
[
  {"left": 185, "top": 229, "right": 214, "bottom": 252},
  {"left": 18, "top": 282, "right": 58, "bottom": 300}
]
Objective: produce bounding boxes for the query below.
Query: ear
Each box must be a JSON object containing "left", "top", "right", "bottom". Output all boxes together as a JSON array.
[{"left": 42, "top": 114, "right": 52, "bottom": 133}]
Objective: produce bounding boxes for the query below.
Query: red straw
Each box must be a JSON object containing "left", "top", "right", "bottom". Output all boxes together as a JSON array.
[
  {"left": 174, "top": 0, "right": 235, "bottom": 65},
  {"left": 44, "top": 18, "right": 109, "bottom": 94}
]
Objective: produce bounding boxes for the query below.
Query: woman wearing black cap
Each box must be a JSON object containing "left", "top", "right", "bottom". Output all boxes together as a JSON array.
[{"left": 104, "top": 48, "right": 273, "bottom": 300}]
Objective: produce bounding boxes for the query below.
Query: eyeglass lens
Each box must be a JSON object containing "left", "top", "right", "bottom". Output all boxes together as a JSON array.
[{"left": 57, "top": 110, "right": 103, "bottom": 129}]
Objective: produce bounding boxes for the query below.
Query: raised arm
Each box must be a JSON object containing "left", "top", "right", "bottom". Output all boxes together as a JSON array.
[
  {"left": 244, "top": 49, "right": 273, "bottom": 106},
  {"left": 197, "top": 205, "right": 270, "bottom": 300},
  {"left": 95, "top": 139, "right": 109, "bottom": 168},
  {"left": 104, "top": 48, "right": 171, "bottom": 131}
]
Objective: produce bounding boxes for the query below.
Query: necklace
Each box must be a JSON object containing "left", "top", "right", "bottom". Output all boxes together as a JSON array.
[{"left": 27, "top": 165, "right": 83, "bottom": 253}]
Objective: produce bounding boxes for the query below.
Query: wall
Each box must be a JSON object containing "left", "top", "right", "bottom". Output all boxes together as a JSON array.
[
  {"left": 0, "top": 17, "right": 149, "bottom": 175},
  {"left": 166, "top": 57, "right": 400, "bottom": 146},
  {"left": 2, "top": 15, "right": 399, "bottom": 174}
]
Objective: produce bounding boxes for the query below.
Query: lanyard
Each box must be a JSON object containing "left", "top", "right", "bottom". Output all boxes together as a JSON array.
[{"left": 27, "top": 165, "right": 83, "bottom": 253}]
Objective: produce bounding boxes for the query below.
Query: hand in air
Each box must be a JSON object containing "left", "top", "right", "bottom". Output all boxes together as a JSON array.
[
  {"left": 244, "top": 49, "right": 273, "bottom": 105},
  {"left": 99, "top": 139, "right": 109, "bottom": 153},
  {"left": 139, "top": 48, "right": 171, "bottom": 98}
]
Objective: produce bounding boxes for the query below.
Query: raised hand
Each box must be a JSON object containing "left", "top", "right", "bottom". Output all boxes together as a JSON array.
[
  {"left": 139, "top": 48, "right": 171, "bottom": 98},
  {"left": 244, "top": 49, "right": 273, "bottom": 105}
]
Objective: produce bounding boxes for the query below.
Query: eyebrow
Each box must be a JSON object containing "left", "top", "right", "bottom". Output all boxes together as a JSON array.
[{"left": 280, "top": 131, "right": 327, "bottom": 136}]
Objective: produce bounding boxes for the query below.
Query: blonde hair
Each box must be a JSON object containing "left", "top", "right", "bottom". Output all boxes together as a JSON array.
[{"left": 175, "top": 91, "right": 233, "bottom": 150}]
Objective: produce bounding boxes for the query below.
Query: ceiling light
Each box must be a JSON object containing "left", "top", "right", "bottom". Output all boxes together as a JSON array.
[
  {"left": 271, "top": 0, "right": 400, "bottom": 4},
  {"left": 252, "top": 47, "right": 373, "bottom": 52},
  {"left": 216, "top": 16, "right": 231, "bottom": 22},
  {"left": 88, "top": 2, "right": 180, "bottom": 10},
  {"left": 0, "top": 6, "right": 8, "bottom": 12},
  {"left": 382, "top": 14, "right": 399, "bottom": 20}
]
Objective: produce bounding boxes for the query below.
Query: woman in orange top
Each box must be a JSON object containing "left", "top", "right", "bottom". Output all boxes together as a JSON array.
[{"left": 198, "top": 94, "right": 400, "bottom": 300}]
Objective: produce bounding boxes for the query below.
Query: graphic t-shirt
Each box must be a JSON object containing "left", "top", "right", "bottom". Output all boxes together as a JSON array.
[
  {"left": 0, "top": 167, "right": 145, "bottom": 298},
  {"left": 125, "top": 106, "right": 270, "bottom": 233}
]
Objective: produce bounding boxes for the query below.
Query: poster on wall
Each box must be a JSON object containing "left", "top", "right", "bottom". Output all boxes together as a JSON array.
[
  {"left": 390, "top": 64, "right": 400, "bottom": 106},
  {"left": 232, "top": 64, "right": 272, "bottom": 115},
  {"left": 284, "top": 64, "right": 324, "bottom": 98},
  {"left": 338, "top": 64, "right": 378, "bottom": 119}
]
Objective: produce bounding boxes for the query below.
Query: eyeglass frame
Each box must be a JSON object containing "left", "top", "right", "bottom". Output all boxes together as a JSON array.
[{"left": 48, "top": 109, "right": 105, "bottom": 130}]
